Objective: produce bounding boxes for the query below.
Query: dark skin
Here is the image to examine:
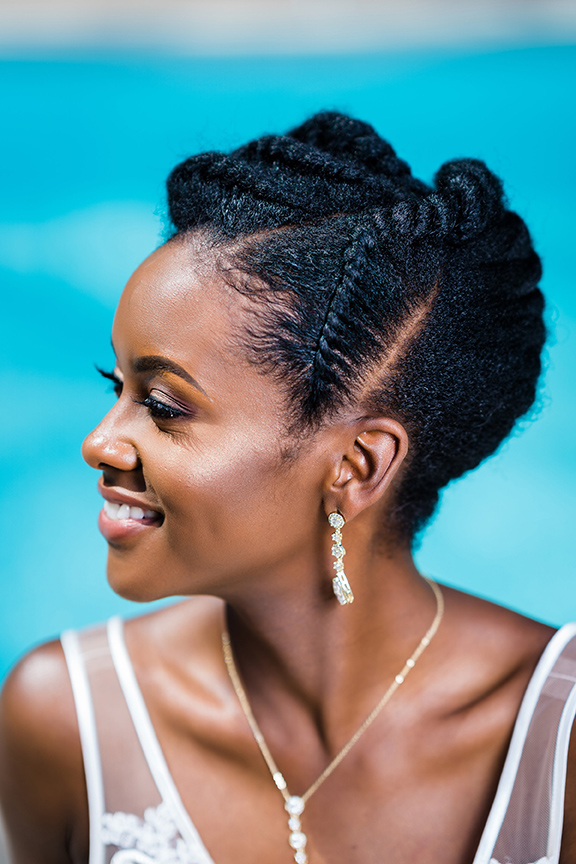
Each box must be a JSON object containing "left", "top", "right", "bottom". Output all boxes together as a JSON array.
[{"left": 1, "top": 237, "right": 575, "bottom": 864}]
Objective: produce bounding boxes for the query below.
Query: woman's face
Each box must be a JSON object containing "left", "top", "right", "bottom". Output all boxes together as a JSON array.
[{"left": 82, "top": 238, "right": 330, "bottom": 602}]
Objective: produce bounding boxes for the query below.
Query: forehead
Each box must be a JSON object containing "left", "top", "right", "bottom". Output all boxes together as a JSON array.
[
  {"left": 115, "top": 238, "right": 234, "bottom": 348},
  {"left": 112, "top": 238, "right": 278, "bottom": 411}
]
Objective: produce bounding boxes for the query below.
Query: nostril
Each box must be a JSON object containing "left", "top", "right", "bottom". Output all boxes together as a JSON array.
[
  {"left": 100, "top": 468, "right": 119, "bottom": 485},
  {"left": 100, "top": 465, "right": 147, "bottom": 495}
]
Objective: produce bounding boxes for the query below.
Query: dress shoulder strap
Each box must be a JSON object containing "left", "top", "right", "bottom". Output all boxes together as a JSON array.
[
  {"left": 61, "top": 625, "right": 108, "bottom": 864},
  {"left": 475, "top": 623, "right": 576, "bottom": 864},
  {"left": 106, "top": 617, "right": 216, "bottom": 862},
  {"left": 62, "top": 621, "right": 167, "bottom": 864}
]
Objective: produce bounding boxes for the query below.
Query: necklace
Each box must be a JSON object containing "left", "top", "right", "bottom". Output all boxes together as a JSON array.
[{"left": 222, "top": 577, "right": 444, "bottom": 864}]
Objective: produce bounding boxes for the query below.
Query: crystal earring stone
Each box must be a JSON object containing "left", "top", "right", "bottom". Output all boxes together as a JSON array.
[
  {"left": 328, "top": 512, "right": 345, "bottom": 530},
  {"left": 328, "top": 512, "right": 354, "bottom": 604}
]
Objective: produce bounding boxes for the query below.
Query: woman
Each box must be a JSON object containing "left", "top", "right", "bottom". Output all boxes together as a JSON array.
[{"left": 0, "top": 111, "right": 574, "bottom": 864}]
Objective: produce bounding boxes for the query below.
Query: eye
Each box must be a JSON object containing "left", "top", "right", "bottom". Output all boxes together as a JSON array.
[
  {"left": 96, "top": 366, "right": 188, "bottom": 422},
  {"left": 96, "top": 366, "right": 122, "bottom": 397},
  {"left": 133, "top": 395, "right": 186, "bottom": 420}
]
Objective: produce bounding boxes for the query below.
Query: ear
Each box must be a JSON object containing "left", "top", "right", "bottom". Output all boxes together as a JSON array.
[{"left": 323, "top": 417, "right": 408, "bottom": 522}]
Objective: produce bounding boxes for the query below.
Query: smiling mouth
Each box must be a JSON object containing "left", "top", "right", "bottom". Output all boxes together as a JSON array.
[{"left": 103, "top": 500, "right": 163, "bottom": 523}]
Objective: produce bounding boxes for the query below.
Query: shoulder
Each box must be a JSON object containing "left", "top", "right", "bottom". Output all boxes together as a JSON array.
[
  {"left": 444, "top": 594, "right": 576, "bottom": 863},
  {"left": 427, "top": 587, "right": 556, "bottom": 757},
  {"left": 0, "top": 638, "right": 81, "bottom": 788},
  {"left": 0, "top": 638, "right": 88, "bottom": 863},
  {"left": 442, "top": 584, "right": 556, "bottom": 663},
  {"left": 439, "top": 585, "right": 556, "bottom": 692}
]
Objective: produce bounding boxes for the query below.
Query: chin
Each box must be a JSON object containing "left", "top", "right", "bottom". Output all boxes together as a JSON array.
[{"left": 106, "top": 557, "right": 174, "bottom": 604}]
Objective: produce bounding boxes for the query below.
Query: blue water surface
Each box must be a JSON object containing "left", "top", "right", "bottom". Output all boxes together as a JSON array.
[{"left": 1, "top": 45, "right": 575, "bottom": 680}]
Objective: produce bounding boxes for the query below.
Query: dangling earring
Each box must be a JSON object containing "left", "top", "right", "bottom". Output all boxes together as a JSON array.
[{"left": 328, "top": 511, "right": 354, "bottom": 605}]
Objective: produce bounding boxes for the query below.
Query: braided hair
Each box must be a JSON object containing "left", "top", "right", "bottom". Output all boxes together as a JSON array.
[{"left": 166, "top": 111, "right": 545, "bottom": 543}]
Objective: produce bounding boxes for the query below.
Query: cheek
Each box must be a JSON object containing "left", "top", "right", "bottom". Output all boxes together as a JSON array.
[{"left": 158, "top": 432, "right": 312, "bottom": 574}]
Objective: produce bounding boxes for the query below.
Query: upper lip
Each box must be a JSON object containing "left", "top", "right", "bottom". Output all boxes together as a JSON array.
[{"left": 97, "top": 480, "right": 163, "bottom": 515}]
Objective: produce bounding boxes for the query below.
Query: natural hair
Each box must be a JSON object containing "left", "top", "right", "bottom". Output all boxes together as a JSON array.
[{"left": 166, "top": 111, "right": 545, "bottom": 543}]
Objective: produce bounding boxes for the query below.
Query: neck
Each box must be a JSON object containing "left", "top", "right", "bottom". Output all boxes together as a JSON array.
[{"left": 222, "top": 540, "right": 439, "bottom": 755}]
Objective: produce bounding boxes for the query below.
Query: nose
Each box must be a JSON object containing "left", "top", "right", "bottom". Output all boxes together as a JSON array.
[{"left": 82, "top": 408, "right": 140, "bottom": 474}]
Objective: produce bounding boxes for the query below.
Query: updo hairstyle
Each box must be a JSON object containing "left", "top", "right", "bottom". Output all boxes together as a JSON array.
[{"left": 166, "top": 112, "right": 545, "bottom": 543}]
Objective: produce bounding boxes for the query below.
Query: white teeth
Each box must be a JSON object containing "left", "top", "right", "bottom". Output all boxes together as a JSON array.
[
  {"left": 103, "top": 500, "right": 158, "bottom": 521},
  {"left": 103, "top": 501, "right": 120, "bottom": 519}
]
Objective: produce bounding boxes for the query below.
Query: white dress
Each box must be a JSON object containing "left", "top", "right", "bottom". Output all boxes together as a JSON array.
[{"left": 61, "top": 618, "right": 576, "bottom": 864}]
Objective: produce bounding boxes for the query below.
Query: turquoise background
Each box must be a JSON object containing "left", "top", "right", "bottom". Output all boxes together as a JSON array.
[{"left": 1, "top": 45, "right": 575, "bottom": 680}]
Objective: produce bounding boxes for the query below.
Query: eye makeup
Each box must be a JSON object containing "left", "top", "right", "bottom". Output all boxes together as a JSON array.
[{"left": 96, "top": 367, "right": 189, "bottom": 421}]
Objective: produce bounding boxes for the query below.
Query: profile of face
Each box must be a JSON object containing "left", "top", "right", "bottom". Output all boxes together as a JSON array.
[{"left": 82, "top": 239, "right": 336, "bottom": 604}]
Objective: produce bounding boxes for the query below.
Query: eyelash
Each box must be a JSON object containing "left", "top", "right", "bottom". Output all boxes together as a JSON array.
[
  {"left": 96, "top": 367, "right": 186, "bottom": 420},
  {"left": 97, "top": 366, "right": 123, "bottom": 397},
  {"left": 134, "top": 396, "right": 185, "bottom": 420}
]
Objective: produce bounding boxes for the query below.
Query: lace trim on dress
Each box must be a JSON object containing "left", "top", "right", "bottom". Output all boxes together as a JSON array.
[{"left": 103, "top": 802, "right": 208, "bottom": 864}]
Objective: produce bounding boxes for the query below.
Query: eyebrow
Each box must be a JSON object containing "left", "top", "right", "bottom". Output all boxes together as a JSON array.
[{"left": 132, "top": 355, "right": 209, "bottom": 398}]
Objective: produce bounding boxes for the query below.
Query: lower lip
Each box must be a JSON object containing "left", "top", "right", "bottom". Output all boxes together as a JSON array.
[{"left": 98, "top": 506, "right": 162, "bottom": 543}]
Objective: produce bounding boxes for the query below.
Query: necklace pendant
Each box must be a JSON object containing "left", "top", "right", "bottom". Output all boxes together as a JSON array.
[{"left": 285, "top": 796, "right": 308, "bottom": 863}]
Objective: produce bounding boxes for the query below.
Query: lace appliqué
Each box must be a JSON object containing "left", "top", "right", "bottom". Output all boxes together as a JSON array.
[{"left": 102, "top": 801, "right": 207, "bottom": 864}]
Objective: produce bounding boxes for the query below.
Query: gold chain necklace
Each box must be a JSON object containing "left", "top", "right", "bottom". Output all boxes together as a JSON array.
[{"left": 222, "top": 577, "right": 444, "bottom": 864}]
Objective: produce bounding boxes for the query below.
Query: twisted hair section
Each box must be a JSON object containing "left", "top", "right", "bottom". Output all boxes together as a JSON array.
[
  {"left": 166, "top": 111, "right": 545, "bottom": 542},
  {"left": 308, "top": 225, "right": 380, "bottom": 414}
]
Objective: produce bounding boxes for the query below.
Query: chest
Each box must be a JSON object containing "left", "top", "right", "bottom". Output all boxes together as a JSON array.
[
  {"left": 79, "top": 619, "right": 576, "bottom": 864},
  {"left": 139, "top": 703, "right": 508, "bottom": 864}
]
